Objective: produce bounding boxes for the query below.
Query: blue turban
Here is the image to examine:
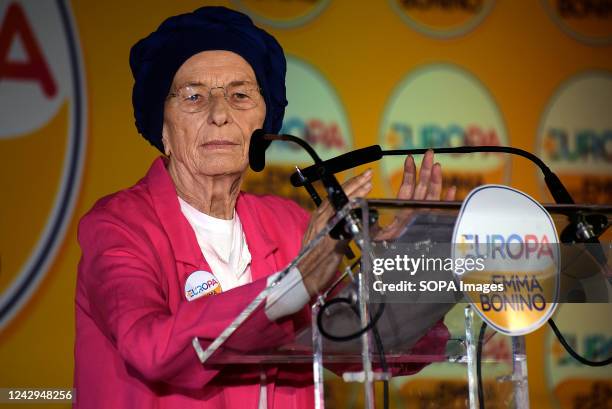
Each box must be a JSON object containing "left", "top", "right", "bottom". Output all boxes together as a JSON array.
[{"left": 129, "top": 6, "right": 287, "bottom": 153}]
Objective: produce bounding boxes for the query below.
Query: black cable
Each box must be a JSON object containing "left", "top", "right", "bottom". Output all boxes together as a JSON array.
[
  {"left": 548, "top": 319, "right": 612, "bottom": 367},
  {"left": 316, "top": 297, "right": 386, "bottom": 342},
  {"left": 476, "top": 321, "right": 487, "bottom": 409}
]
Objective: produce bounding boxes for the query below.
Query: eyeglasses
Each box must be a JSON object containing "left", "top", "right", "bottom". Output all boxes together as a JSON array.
[{"left": 166, "top": 82, "right": 263, "bottom": 112}]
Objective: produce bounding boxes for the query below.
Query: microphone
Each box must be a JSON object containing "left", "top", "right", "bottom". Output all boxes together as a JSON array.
[
  {"left": 248, "top": 129, "right": 271, "bottom": 172},
  {"left": 289, "top": 145, "right": 383, "bottom": 187}
]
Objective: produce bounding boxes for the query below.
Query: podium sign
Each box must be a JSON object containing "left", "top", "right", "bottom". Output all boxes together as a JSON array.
[{"left": 453, "top": 185, "right": 561, "bottom": 336}]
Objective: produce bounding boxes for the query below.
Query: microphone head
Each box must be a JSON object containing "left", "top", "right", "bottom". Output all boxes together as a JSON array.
[{"left": 249, "top": 129, "right": 271, "bottom": 172}]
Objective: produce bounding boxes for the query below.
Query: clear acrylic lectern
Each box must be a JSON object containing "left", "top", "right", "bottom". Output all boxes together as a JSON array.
[{"left": 192, "top": 199, "right": 611, "bottom": 409}]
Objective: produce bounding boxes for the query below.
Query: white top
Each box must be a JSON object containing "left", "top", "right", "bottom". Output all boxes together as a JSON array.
[{"left": 178, "top": 197, "right": 310, "bottom": 321}]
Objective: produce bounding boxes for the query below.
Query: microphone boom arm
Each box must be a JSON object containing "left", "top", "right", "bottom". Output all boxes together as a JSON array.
[{"left": 291, "top": 145, "right": 575, "bottom": 205}]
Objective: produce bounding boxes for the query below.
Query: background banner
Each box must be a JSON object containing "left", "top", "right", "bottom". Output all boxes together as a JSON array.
[{"left": 0, "top": 1, "right": 610, "bottom": 408}]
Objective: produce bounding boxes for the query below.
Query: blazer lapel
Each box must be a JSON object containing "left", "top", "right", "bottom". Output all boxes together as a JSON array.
[
  {"left": 236, "top": 192, "right": 279, "bottom": 281},
  {"left": 145, "top": 157, "right": 204, "bottom": 270}
]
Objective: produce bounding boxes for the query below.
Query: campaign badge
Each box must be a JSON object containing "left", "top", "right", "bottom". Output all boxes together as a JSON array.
[{"left": 185, "top": 270, "right": 222, "bottom": 301}]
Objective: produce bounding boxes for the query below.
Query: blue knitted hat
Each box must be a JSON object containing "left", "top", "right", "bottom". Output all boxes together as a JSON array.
[{"left": 129, "top": 6, "right": 287, "bottom": 152}]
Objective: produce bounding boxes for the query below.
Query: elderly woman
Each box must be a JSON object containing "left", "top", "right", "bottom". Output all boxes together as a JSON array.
[{"left": 75, "top": 6, "right": 454, "bottom": 409}]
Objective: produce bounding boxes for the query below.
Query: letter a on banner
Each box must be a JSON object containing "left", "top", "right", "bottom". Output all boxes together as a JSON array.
[{"left": 0, "top": 2, "right": 56, "bottom": 97}]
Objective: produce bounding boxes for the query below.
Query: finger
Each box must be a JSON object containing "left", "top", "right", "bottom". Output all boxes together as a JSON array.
[
  {"left": 310, "top": 196, "right": 334, "bottom": 230},
  {"left": 342, "top": 169, "right": 373, "bottom": 196},
  {"left": 414, "top": 150, "right": 434, "bottom": 200},
  {"left": 425, "top": 162, "right": 443, "bottom": 200},
  {"left": 313, "top": 197, "right": 331, "bottom": 218},
  {"left": 444, "top": 185, "right": 457, "bottom": 201},
  {"left": 347, "top": 179, "right": 373, "bottom": 199},
  {"left": 397, "top": 155, "right": 416, "bottom": 199}
]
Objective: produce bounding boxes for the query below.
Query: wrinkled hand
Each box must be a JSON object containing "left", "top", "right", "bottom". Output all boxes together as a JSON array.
[
  {"left": 374, "top": 150, "right": 456, "bottom": 241},
  {"left": 298, "top": 170, "right": 373, "bottom": 297}
]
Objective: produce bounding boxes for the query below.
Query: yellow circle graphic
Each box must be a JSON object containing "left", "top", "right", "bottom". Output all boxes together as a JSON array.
[
  {"left": 536, "top": 71, "right": 612, "bottom": 204},
  {"left": 231, "top": 0, "right": 330, "bottom": 28},
  {"left": 389, "top": 0, "right": 496, "bottom": 38},
  {"left": 542, "top": 0, "right": 612, "bottom": 45},
  {"left": 378, "top": 63, "right": 510, "bottom": 200}
]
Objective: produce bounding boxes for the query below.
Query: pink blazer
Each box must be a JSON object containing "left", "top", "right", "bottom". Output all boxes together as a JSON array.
[
  {"left": 75, "top": 157, "right": 313, "bottom": 408},
  {"left": 75, "top": 157, "right": 448, "bottom": 408}
]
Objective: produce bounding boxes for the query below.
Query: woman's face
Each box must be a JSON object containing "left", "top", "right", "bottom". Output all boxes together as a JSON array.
[{"left": 162, "top": 50, "right": 266, "bottom": 177}]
